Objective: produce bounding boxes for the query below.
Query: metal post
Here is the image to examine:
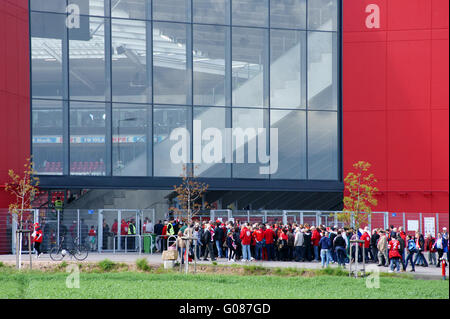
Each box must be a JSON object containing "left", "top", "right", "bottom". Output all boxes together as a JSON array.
[
  {"left": 403, "top": 212, "right": 406, "bottom": 231},
  {"left": 118, "top": 210, "right": 121, "bottom": 251},
  {"left": 349, "top": 245, "right": 353, "bottom": 277},
  {"left": 300, "top": 212, "right": 304, "bottom": 225},
  {"left": 28, "top": 232, "right": 32, "bottom": 270},
  {"left": 419, "top": 213, "right": 423, "bottom": 233},
  {"left": 436, "top": 213, "right": 440, "bottom": 235},
  {"left": 98, "top": 210, "right": 103, "bottom": 253},
  {"left": 282, "top": 211, "right": 287, "bottom": 225},
  {"left": 57, "top": 209, "right": 60, "bottom": 247},
  {"left": 384, "top": 212, "right": 389, "bottom": 230}
]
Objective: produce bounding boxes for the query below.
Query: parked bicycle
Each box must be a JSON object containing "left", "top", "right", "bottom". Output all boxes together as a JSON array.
[{"left": 49, "top": 236, "right": 89, "bottom": 261}]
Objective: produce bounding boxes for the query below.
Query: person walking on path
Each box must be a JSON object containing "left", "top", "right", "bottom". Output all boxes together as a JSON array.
[
  {"left": 405, "top": 235, "right": 417, "bottom": 272},
  {"left": 32, "top": 223, "right": 43, "bottom": 258}
]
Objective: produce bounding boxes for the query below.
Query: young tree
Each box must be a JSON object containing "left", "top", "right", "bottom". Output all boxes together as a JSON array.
[
  {"left": 4, "top": 157, "right": 40, "bottom": 268},
  {"left": 338, "top": 161, "right": 378, "bottom": 229},
  {"left": 170, "top": 165, "right": 209, "bottom": 225}
]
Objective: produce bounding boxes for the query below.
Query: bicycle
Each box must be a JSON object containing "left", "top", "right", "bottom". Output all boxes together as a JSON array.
[{"left": 49, "top": 236, "right": 89, "bottom": 261}]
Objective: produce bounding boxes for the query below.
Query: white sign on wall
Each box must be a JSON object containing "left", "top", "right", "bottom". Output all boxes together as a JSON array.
[
  {"left": 424, "top": 217, "right": 436, "bottom": 237},
  {"left": 407, "top": 220, "right": 419, "bottom": 232}
]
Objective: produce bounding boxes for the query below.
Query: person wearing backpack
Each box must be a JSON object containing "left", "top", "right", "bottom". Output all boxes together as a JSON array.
[{"left": 405, "top": 235, "right": 417, "bottom": 272}]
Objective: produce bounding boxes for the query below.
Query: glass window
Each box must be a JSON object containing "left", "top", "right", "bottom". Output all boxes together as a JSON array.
[
  {"left": 193, "top": 0, "right": 229, "bottom": 25},
  {"left": 69, "top": 16, "right": 107, "bottom": 101},
  {"left": 232, "top": 0, "right": 268, "bottom": 27},
  {"left": 193, "top": 107, "right": 231, "bottom": 178},
  {"left": 153, "top": 22, "right": 191, "bottom": 105},
  {"left": 270, "top": 0, "right": 306, "bottom": 29},
  {"left": 112, "top": 19, "right": 151, "bottom": 103},
  {"left": 308, "top": 0, "right": 338, "bottom": 31},
  {"left": 31, "top": 0, "right": 67, "bottom": 13},
  {"left": 153, "top": 0, "right": 191, "bottom": 22},
  {"left": 32, "top": 100, "right": 64, "bottom": 175},
  {"left": 232, "top": 108, "right": 268, "bottom": 179},
  {"left": 193, "top": 25, "right": 228, "bottom": 107},
  {"left": 70, "top": 101, "right": 107, "bottom": 176},
  {"left": 270, "top": 110, "right": 306, "bottom": 179},
  {"left": 270, "top": 30, "right": 306, "bottom": 109},
  {"left": 232, "top": 27, "right": 268, "bottom": 108},
  {"left": 112, "top": 104, "right": 149, "bottom": 176},
  {"left": 31, "top": 12, "right": 67, "bottom": 100},
  {"left": 154, "top": 106, "right": 191, "bottom": 177},
  {"left": 308, "top": 111, "right": 338, "bottom": 180},
  {"left": 111, "top": 0, "right": 149, "bottom": 20},
  {"left": 308, "top": 31, "right": 338, "bottom": 110},
  {"left": 69, "top": 0, "right": 105, "bottom": 17}
]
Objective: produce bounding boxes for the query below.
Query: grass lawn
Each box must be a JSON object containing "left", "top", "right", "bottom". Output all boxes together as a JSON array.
[{"left": 0, "top": 267, "right": 448, "bottom": 299}]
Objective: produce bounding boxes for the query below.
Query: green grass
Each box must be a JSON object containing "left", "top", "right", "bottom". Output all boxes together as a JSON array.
[{"left": 0, "top": 268, "right": 447, "bottom": 299}]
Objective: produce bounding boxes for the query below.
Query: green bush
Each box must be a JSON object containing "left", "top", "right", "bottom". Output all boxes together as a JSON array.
[
  {"left": 98, "top": 259, "right": 117, "bottom": 272},
  {"left": 136, "top": 258, "right": 151, "bottom": 272}
]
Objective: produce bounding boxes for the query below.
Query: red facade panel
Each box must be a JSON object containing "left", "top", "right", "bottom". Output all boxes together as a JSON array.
[
  {"left": 0, "top": 0, "right": 30, "bottom": 253},
  {"left": 343, "top": 0, "right": 449, "bottom": 218}
]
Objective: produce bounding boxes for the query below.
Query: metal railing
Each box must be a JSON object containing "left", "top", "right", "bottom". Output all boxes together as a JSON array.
[
  {"left": 112, "top": 235, "right": 142, "bottom": 254},
  {"left": 3, "top": 208, "right": 448, "bottom": 255}
]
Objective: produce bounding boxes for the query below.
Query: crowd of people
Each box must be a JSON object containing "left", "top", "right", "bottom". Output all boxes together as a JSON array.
[{"left": 152, "top": 218, "right": 449, "bottom": 273}]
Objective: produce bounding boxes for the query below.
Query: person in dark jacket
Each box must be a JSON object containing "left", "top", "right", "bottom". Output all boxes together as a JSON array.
[
  {"left": 397, "top": 233, "right": 406, "bottom": 271},
  {"left": 329, "top": 228, "right": 337, "bottom": 263},
  {"left": 303, "top": 228, "right": 312, "bottom": 261},
  {"left": 371, "top": 229, "right": 380, "bottom": 264},
  {"left": 215, "top": 222, "right": 225, "bottom": 258},
  {"left": 287, "top": 229, "right": 295, "bottom": 261},
  {"left": 413, "top": 231, "right": 428, "bottom": 267},
  {"left": 333, "top": 231, "right": 347, "bottom": 267},
  {"left": 233, "top": 226, "right": 242, "bottom": 261},
  {"left": 319, "top": 231, "right": 332, "bottom": 267},
  {"left": 202, "top": 224, "right": 216, "bottom": 261}
]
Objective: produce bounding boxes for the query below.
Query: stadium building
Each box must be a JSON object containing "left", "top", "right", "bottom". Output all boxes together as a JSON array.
[{"left": 0, "top": 1, "right": 448, "bottom": 252}]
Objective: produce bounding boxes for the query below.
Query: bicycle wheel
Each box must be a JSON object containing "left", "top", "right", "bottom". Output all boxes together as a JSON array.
[
  {"left": 49, "top": 247, "right": 64, "bottom": 261},
  {"left": 73, "top": 245, "right": 88, "bottom": 261}
]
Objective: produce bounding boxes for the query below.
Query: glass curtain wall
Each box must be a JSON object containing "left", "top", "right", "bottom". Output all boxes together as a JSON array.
[{"left": 31, "top": 0, "right": 340, "bottom": 181}]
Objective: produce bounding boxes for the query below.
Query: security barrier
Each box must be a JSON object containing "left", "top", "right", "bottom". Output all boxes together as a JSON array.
[{"left": 112, "top": 235, "right": 142, "bottom": 254}]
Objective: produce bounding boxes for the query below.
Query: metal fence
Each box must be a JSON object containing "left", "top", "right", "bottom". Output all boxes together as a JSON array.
[{"left": 1, "top": 208, "right": 448, "bottom": 255}]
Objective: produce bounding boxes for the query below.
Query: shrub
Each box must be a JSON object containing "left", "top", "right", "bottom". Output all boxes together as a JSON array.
[
  {"left": 136, "top": 258, "right": 151, "bottom": 272},
  {"left": 57, "top": 261, "right": 68, "bottom": 270},
  {"left": 98, "top": 259, "right": 117, "bottom": 272}
]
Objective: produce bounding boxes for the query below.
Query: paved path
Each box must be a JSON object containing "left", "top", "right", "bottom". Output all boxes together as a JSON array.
[{"left": 1, "top": 253, "right": 446, "bottom": 279}]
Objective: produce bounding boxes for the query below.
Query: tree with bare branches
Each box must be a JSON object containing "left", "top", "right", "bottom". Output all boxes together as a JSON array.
[{"left": 170, "top": 165, "right": 210, "bottom": 225}]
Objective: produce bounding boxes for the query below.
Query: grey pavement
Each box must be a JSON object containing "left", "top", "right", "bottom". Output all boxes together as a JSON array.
[{"left": 0, "top": 253, "right": 447, "bottom": 279}]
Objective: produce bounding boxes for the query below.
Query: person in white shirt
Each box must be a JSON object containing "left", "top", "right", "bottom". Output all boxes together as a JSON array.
[{"left": 144, "top": 219, "right": 154, "bottom": 234}]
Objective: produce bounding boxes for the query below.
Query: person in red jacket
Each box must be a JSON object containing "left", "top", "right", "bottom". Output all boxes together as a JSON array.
[
  {"left": 240, "top": 223, "right": 252, "bottom": 261},
  {"left": 388, "top": 234, "right": 402, "bottom": 272},
  {"left": 120, "top": 219, "right": 128, "bottom": 251},
  {"left": 360, "top": 228, "right": 371, "bottom": 262},
  {"left": 311, "top": 226, "right": 321, "bottom": 262},
  {"left": 32, "top": 223, "right": 43, "bottom": 258},
  {"left": 253, "top": 225, "right": 265, "bottom": 260},
  {"left": 264, "top": 224, "right": 276, "bottom": 261}
]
